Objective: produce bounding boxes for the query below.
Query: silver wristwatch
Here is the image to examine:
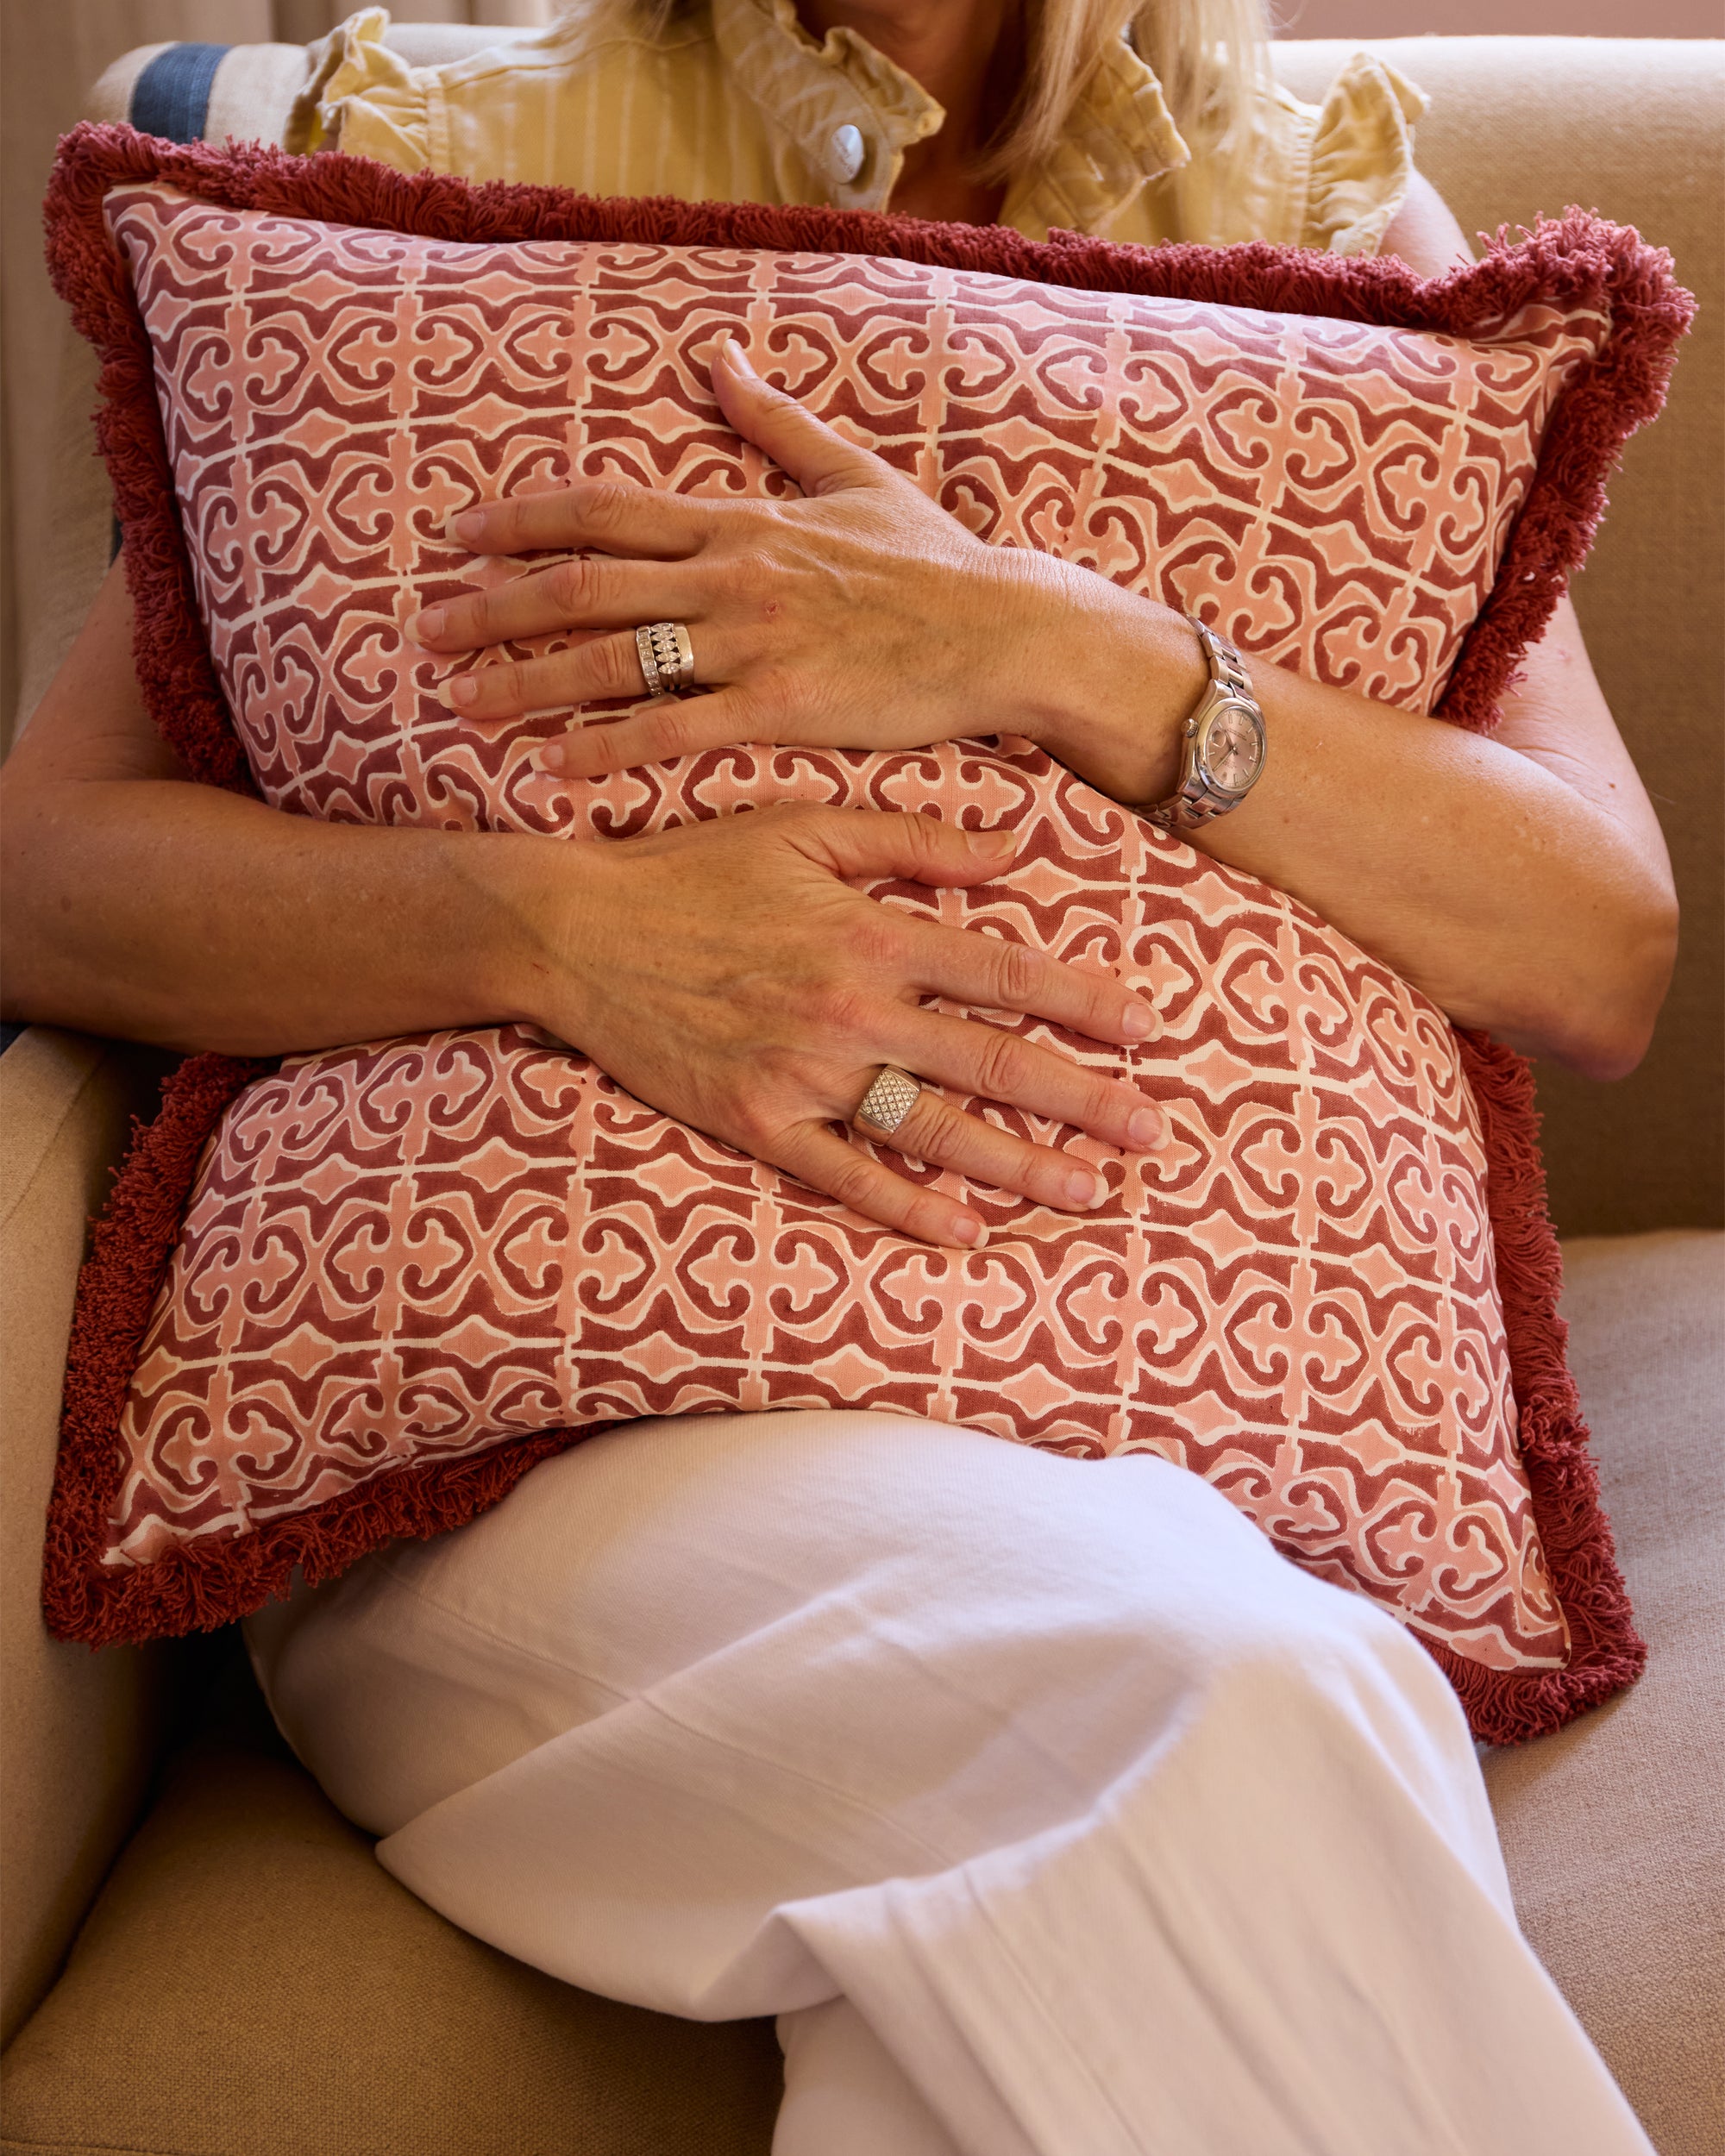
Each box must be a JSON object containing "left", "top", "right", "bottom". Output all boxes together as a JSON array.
[{"left": 1143, "top": 617, "right": 1267, "bottom": 830}]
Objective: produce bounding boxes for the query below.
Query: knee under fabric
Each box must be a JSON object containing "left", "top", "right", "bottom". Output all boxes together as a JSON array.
[{"left": 243, "top": 1407, "right": 1653, "bottom": 2156}]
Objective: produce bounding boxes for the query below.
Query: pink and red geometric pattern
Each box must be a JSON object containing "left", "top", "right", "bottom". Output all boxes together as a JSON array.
[
  {"left": 107, "top": 183, "right": 1605, "bottom": 833},
  {"left": 41, "top": 128, "right": 1690, "bottom": 1735},
  {"left": 117, "top": 761, "right": 1559, "bottom": 1667},
  {"left": 97, "top": 183, "right": 1602, "bottom": 1666}
]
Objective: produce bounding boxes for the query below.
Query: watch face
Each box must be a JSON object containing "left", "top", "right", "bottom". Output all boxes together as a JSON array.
[{"left": 1201, "top": 700, "right": 1264, "bottom": 794}]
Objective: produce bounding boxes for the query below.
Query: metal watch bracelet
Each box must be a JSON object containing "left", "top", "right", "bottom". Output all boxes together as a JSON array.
[{"left": 1143, "top": 617, "right": 1266, "bottom": 831}]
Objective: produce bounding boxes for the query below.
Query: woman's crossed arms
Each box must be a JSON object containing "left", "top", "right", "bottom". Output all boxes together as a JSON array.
[{"left": 0, "top": 188, "right": 1676, "bottom": 1251}]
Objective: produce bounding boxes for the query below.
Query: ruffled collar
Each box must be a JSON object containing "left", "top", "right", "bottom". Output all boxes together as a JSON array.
[
  {"left": 709, "top": 0, "right": 1189, "bottom": 231},
  {"left": 1005, "top": 28, "right": 1191, "bottom": 238}
]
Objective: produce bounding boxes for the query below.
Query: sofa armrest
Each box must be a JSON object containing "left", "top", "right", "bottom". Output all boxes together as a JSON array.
[{"left": 0, "top": 1029, "right": 179, "bottom": 2046}]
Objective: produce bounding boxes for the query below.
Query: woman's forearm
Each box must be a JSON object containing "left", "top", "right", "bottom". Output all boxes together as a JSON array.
[
  {"left": 0, "top": 558, "right": 556, "bottom": 1055},
  {"left": 0, "top": 769, "right": 557, "bottom": 1056},
  {"left": 1025, "top": 581, "right": 1678, "bottom": 1080},
  {"left": 3, "top": 560, "right": 1179, "bottom": 1248},
  {"left": 1026, "top": 189, "right": 1678, "bottom": 1081}
]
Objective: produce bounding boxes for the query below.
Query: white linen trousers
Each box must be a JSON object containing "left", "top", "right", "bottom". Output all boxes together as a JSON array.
[{"left": 244, "top": 1408, "right": 1653, "bottom": 2156}]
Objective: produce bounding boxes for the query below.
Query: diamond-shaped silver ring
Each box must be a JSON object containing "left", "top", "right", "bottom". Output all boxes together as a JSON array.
[
  {"left": 854, "top": 1065, "right": 922, "bottom": 1137},
  {"left": 635, "top": 620, "right": 696, "bottom": 698}
]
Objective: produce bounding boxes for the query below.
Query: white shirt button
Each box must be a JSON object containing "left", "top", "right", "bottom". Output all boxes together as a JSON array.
[{"left": 830, "top": 123, "right": 866, "bottom": 185}]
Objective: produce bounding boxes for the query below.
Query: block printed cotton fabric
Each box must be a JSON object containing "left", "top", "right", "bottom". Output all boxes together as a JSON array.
[
  {"left": 95, "top": 179, "right": 1615, "bottom": 1671},
  {"left": 42, "top": 129, "right": 1692, "bottom": 1736}
]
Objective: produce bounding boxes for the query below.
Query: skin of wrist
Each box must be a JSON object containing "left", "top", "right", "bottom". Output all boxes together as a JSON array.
[
  {"left": 440, "top": 826, "right": 600, "bottom": 1043},
  {"left": 1000, "top": 563, "right": 1208, "bottom": 807}
]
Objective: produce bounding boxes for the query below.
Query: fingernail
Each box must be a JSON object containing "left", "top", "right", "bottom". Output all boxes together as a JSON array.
[
  {"left": 1065, "top": 1169, "right": 1101, "bottom": 1208},
  {"left": 409, "top": 605, "right": 445, "bottom": 644},
  {"left": 1120, "top": 1002, "right": 1157, "bottom": 1041},
  {"left": 447, "top": 510, "right": 486, "bottom": 545},
  {"left": 448, "top": 674, "right": 480, "bottom": 709},
  {"left": 723, "top": 337, "right": 759, "bottom": 379},
  {"left": 1128, "top": 1107, "right": 1163, "bottom": 1150},
  {"left": 536, "top": 740, "right": 568, "bottom": 771},
  {"left": 951, "top": 1214, "right": 987, "bottom": 1247},
  {"left": 978, "top": 829, "right": 1017, "bottom": 858}
]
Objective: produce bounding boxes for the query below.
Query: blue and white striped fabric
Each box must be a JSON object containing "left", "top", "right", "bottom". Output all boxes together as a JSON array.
[{"left": 129, "top": 41, "right": 231, "bottom": 143}]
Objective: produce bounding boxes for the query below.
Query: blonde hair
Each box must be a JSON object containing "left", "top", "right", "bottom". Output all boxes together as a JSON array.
[
  {"left": 569, "top": 0, "right": 1273, "bottom": 190},
  {"left": 985, "top": 0, "right": 1271, "bottom": 187}
]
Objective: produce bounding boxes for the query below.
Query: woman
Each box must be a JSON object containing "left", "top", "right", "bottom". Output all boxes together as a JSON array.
[{"left": 1, "top": 2, "right": 1675, "bottom": 2149}]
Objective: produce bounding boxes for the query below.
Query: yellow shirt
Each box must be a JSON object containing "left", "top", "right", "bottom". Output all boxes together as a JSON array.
[{"left": 302, "top": 3, "right": 1427, "bottom": 255}]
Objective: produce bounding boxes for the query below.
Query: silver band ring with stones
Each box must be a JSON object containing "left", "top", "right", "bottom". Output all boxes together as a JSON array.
[
  {"left": 636, "top": 620, "right": 696, "bottom": 698},
  {"left": 854, "top": 1065, "right": 922, "bottom": 1137}
]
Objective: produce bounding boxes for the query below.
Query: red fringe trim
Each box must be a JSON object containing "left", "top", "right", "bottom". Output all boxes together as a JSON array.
[
  {"left": 1428, "top": 1037, "right": 1646, "bottom": 1741},
  {"left": 41, "top": 1048, "right": 611, "bottom": 1647},
  {"left": 38, "top": 126, "right": 1679, "bottom": 1739},
  {"left": 45, "top": 122, "right": 1694, "bottom": 762},
  {"left": 44, "top": 1052, "right": 269, "bottom": 1638}
]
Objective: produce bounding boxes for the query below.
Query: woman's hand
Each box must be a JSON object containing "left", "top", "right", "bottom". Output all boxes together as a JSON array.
[
  {"left": 409, "top": 337, "right": 1126, "bottom": 777},
  {"left": 4, "top": 564, "right": 1166, "bottom": 1227},
  {"left": 518, "top": 803, "right": 1166, "bottom": 1249},
  {"left": 409, "top": 323, "right": 1676, "bottom": 1081}
]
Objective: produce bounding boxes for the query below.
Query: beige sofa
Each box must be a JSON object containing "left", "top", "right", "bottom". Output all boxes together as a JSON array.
[{"left": 3, "top": 30, "right": 1721, "bottom": 2156}]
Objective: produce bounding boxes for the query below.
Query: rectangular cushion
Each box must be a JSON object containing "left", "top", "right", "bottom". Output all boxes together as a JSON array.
[{"left": 42, "top": 136, "right": 1672, "bottom": 1739}]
